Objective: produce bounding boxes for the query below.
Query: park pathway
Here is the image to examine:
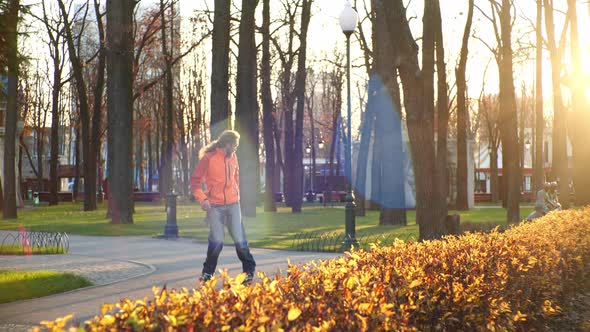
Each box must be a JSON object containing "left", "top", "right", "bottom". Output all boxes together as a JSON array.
[{"left": 0, "top": 231, "right": 339, "bottom": 331}]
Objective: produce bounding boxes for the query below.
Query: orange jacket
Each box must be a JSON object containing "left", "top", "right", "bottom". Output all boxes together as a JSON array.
[{"left": 191, "top": 148, "right": 240, "bottom": 206}]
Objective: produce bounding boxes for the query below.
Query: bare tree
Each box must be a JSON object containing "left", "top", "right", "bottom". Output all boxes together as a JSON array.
[
  {"left": 455, "top": 0, "right": 474, "bottom": 210},
  {"left": 210, "top": 0, "right": 231, "bottom": 139},
  {"left": 534, "top": 0, "right": 544, "bottom": 194},
  {"left": 543, "top": 0, "right": 570, "bottom": 208},
  {"left": 290, "top": 0, "right": 312, "bottom": 213},
  {"left": 261, "top": 0, "right": 276, "bottom": 212},
  {"left": 370, "top": 0, "right": 407, "bottom": 225},
  {"left": 57, "top": 0, "right": 106, "bottom": 211},
  {"left": 158, "top": 0, "right": 174, "bottom": 197},
  {"left": 382, "top": 0, "right": 448, "bottom": 239},
  {"left": 566, "top": 0, "right": 590, "bottom": 205},
  {"left": 477, "top": 0, "right": 521, "bottom": 222},
  {"left": 2, "top": 0, "right": 20, "bottom": 219},
  {"left": 274, "top": 0, "right": 299, "bottom": 208},
  {"left": 435, "top": 0, "right": 450, "bottom": 215},
  {"left": 35, "top": 1, "right": 68, "bottom": 205}
]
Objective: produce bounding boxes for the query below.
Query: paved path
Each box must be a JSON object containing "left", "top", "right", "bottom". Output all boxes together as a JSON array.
[{"left": 0, "top": 231, "right": 339, "bottom": 331}]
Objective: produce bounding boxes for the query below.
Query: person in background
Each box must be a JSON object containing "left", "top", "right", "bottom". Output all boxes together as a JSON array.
[
  {"left": 190, "top": 130, "right": 256, "bottom": 284},
  {"left": 527, "top": 181, "right": 561, "bottom": 221},
  {"left": 545, "top": 181, "right": 561, "bottom": 212}
]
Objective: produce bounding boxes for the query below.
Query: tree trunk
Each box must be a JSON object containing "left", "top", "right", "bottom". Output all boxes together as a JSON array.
[
  {"left": 106, "top": 0, "right": 135, "bottom": 224},
  {"left": 544, "top": 0, "right": 569, "bottom": 208},
  {"left": 435, "top": 0, "right": 451, "bottom": 212},
  {"left": 0, "top": 177, "right": 3, "bottom": 213},
  {"left": 73, "top": 124, "right": 80, "bottom": 201},
  {"left": 567, "top": 0, "right": 590, "bottom": 205},
  {"left": 374, "top": 77, "right": 406, "bottom": 226},
  {"left": 159, "top": 0, "right": 174, "bottom": 197},
  {"left": 2, "top": 0, "right": 19, "bottom": 219},
  {"left": 147, "top": 130, "right": 153, "bottom": 191},
  {"left": 86, "top": 0, "right": 106, "bottom": 211},
  {"left": 235, "top": 0, "right": 259, "bottom": 217},
  {"left": 371, "top": 0, "right": 407, "bottom": 225},
  {"left": 435, "top": 0, "right": 451, "bottom": 221},
  {"left": 354, "top": 99, "right": 374, "bottom": 214},
  {"left": 261, "top": 0, "right": 276, "bottom": 212},
  {"left": 388, "top": 0, "right": 446, "bottom": 239},
  {"left": 210, "top": 0, "right": 231, "bottom": 139},
  {"left": 290, "top": 0, "right": 312, "bottom": 213},
  {"left": 534, "top": 0, "right": 544, "bottom": 193},
  {"left": 491, "top": 147, "right": 500, "bottom": 202},
  {"left": 57, "top": 0, "right": 98, "bottom": 211},
  {"left": 498, "top": 0, "right": 520, "bottom": 223},
  {"left": 36, "top": 127, "right": 44, "bottom": 192},
  {"left": 49, "top": 45, "right": 61, "bottom": 206},
  {"left": 455, "top": 0, "right": 474, "bottom": 211}
]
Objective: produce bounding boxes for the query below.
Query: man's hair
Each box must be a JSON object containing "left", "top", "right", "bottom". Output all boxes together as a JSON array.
[{"left": 199, "top": 130, "right": 240, "bottom": 158}]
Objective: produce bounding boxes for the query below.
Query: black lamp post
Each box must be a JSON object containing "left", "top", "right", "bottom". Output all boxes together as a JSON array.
[
  {"left": 340, "top": 1, "right": 359, "bottom": 250},
  {"left": 305, "top": 143, "right": 312, "bottom": 195}
]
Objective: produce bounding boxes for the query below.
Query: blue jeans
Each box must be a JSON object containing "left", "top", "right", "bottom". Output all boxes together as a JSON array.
[{"left": 202, "top": 202, "right": 256, "bottom": 275}]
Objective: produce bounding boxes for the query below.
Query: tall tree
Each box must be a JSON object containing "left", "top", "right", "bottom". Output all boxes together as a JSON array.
[
  {"left": 57, "top": 0, "right": 105, "bottom": 211},
  {"left": 235, "top": 0, "right": 259, "bottom": 216},
  {"left": 567, "top": 0, "right": 590, "bottom": 205},
  {"left": 159, "top": 0, "right": 174, "bottom": 196},
  {"left": 2, "top": 0, "right": 19, "bottom": 219},
  {"left": 37, "top": 1, "right": 67, "bottom": 206},
  {"left": 261, "top": 0, "right": 276, "bottom": 212},
  {"left": 478, "top": 0, "right": 521, "bottom": 222},
  {"left": 543, "top": 0, "right": 570, "bottom": 208},
  {"left": 106, "top": 0, "right": 135, "bottom": 223},
  {"left": 496, "top": 0, "right": 520, "bottom": 223},
  {"left": 210, "top": 0, "right": 231, "bottom": 139},
  {"left": 275, "top": 0, "right": 299, "bottom": 208},
  {"left": 480, "top": 93, "right": 502, "bottom": 202},
  {"left": 534, "top": 0, "right": 544, "bottom": 193},
  {"left": 290, "top": 0, "right": 312, "bottom": 213},
  {"left": 371, "top": 0, "right": 406, "bottom": 225},
  {"left": 434, "top": 0, "right": 450, "bottom": 215},
  {"left": 384, "top": 0, "right": 447, "bottom": 239},
  {"left": 455, "top": 0, "right": 474, "bottom": 210}
]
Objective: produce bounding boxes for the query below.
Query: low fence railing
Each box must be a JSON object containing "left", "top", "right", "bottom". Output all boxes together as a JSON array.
[
  {"left": 0, "top": 230, "right": 69, "bottom": 254},
  {"left": 290, "top": 230, "right": 417, "bottom": 253}
]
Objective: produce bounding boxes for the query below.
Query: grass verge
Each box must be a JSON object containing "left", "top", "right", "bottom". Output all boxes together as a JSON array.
[
  {"left": 0, "top": 270, "right": 92, "bottom": 304},
  {"left": 0, "top": 202, "right": 537, "bottom": 250},
  {"left": 0, "top": 245, "right": 66, "bottom": 255}
]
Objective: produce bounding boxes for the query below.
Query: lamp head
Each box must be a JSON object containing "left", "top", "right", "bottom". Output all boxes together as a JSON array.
[{"left": 339, "top": 1, "right": 358, "bottom": 35}]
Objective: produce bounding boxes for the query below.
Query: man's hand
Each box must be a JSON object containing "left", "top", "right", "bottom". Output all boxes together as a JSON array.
[{"left": 200, "top": 199, "right": 211, "bottom": 211}]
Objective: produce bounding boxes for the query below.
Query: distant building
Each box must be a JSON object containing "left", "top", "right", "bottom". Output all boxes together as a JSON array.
[{"left": 473, "top": 127, "right": 571, "bottom": 202}]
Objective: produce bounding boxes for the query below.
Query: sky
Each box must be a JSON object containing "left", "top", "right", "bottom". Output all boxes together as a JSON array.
[
  {"left": 174, "top": 0, "right": 590, "bottom": 114},
  {"left": 19, "top": 0, "right": 590, "bottom": 131}
]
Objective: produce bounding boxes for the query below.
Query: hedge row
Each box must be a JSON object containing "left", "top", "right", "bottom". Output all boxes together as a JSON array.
[{"left": 37, "top": 207, "right": 590, "bottom": 331}]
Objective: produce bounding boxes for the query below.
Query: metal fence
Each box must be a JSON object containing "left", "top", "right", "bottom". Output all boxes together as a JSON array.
[
  {"left": 290, "top": 231, "right": 417, "bottom": 253},
  {"left": 0, "top": 230, "right": 69, "bottom": 254}
]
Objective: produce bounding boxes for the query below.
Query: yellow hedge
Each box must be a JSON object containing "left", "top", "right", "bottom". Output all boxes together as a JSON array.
[{"left": 37, "top": 207, "right": 590, "bottom": 331}]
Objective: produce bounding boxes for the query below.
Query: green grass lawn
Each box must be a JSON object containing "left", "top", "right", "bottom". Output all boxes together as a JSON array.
[
  {"left": 0, "top": 245, "right": 66, "bottom": 255},
  {"left": 0, "top": 270, "right": 92, "bottom": 304},
  {"left": 0, "top": 201, "right": 537, "bottom": 250}
]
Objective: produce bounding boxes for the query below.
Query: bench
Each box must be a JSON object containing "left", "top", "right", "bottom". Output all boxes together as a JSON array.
[{"left": 132, "top": 192, "right": 162, "bottom": 202}]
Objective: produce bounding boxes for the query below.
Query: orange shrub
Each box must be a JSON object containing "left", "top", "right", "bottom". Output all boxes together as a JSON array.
[{"left": 36, "top": 207, "right": 590, "bottom": 331}]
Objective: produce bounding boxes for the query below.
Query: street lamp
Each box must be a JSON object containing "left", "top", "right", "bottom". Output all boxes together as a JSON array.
[
  {"left": 340, "top": 1, "right": 358, "bottom": 250},
  {"left": 305, "top": 142, "right": 312, "bottom": 195}
]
